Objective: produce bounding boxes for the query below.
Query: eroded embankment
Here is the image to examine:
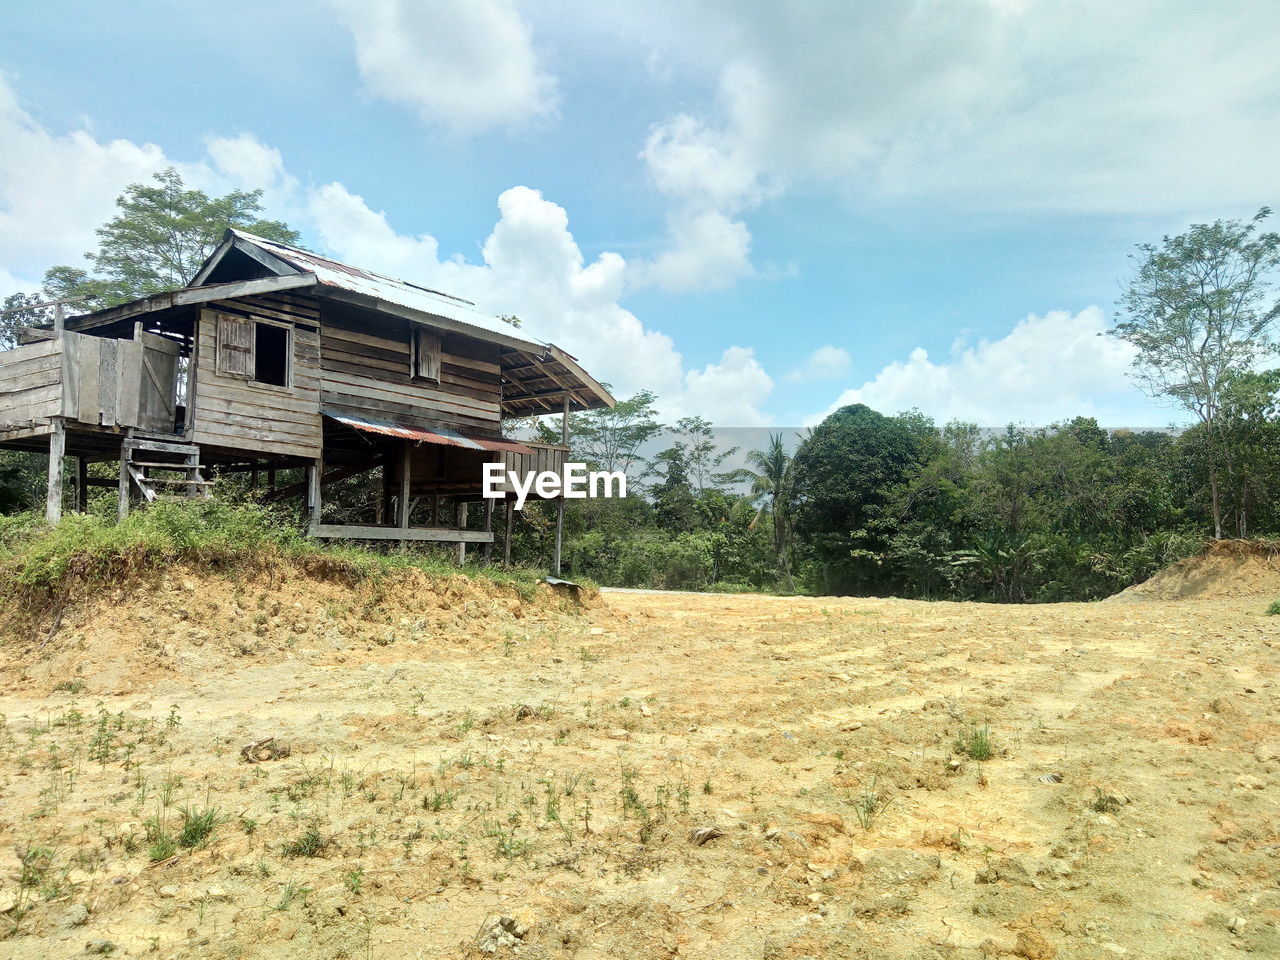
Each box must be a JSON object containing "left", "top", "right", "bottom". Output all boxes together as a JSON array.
[
  {"left": 1116, "top": 539, "right": 1280, "bottom": 601},
  {"left": 0, "top": 563, "right": 591, "bottom": 697}
]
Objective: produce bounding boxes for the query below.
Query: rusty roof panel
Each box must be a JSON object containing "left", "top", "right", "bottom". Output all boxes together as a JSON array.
[
  {"left": 324, "top": 411, "right": 533, "bottom": 455},
  {"left": 229, "top": 229, "right": 545, "bottom": 347}
]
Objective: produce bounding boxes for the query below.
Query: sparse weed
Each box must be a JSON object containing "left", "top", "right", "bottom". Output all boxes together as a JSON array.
[
  {"left": 849, "top": 777, "right": 895, "bottom": 831},
  {"left": 275, "top": 882, "right": 312, "bottom": 911},
  {"left": 282, "top": 824, "right": 328, "bottom": 858},
  {"left": 343, "top": 865, "right": 364, "bottom": 895},
  {"left": 1089, "top": 788, "right": 1124, "bottom": 814},
  {"left": 955, "top": 723, "right": 994, "bottom": 761},
  {"left": 423, "top": 787, "right": 459, "bottom": 812},
  {"left": 177, "top": 804, "right": 222, "bottom": 848}
]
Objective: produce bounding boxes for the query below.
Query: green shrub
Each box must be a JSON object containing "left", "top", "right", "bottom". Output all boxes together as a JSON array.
[
  {"left": 0, "top": 498, "right": 544, "bottom": 610},
  {"left": 1267, "top": 600, "right": 1280, "bottom": 616}
]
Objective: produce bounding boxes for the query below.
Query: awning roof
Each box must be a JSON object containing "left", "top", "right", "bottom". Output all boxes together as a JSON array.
[{"left": 324, "top": 411, "right": 533, "bottom": 454}]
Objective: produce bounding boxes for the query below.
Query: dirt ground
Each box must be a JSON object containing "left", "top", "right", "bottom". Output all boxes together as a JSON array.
[{"left": 0, "top": 561, "right": 1278, "bottom": 959}]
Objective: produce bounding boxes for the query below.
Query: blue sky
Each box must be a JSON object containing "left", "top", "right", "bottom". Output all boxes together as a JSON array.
[{"left": 2, "top": 1, "right": 1278, "bottom": 427}]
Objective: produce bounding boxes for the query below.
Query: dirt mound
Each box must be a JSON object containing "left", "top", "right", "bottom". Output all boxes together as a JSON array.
[
  {"left": 0, "top": 564, "right": 592, "bottom": 697},
  {"left": 1117, "top": 539, "right": 1280, "bottom": 601}
]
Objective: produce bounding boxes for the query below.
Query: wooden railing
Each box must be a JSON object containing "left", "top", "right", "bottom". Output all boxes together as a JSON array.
[
  {"left": 0, "top": 330, "right": 180, "bottom": 438},
  {"left": 487, "top": 440, "right": 570, "bottom": 495}
]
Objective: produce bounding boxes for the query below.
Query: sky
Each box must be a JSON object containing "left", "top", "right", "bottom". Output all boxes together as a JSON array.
[{"left": 1, "top": 0, "right": 1278, "bottom": 429}]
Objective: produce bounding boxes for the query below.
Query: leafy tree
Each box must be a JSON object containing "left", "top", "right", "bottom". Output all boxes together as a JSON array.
[
  {"left": 0, "top": 292, "right": 51, "bottom": 349},
  {"left": 1113, "top": 208, "right": 1280, "bottom": 538},
  {"left": 791, "top": 405, "right": 926, "bottom": 594},
  {"left": 1213, "top": 369, "right": 1280, "bottom": 537},
  {"left": 650, "top": 444, "right": 700, "bottom": 532},
  {"left": 668, "top": 416, "right": 737, "bottom": 491},
  {"left": 568, "top": 389, "right": 663, "bottom": 479},
  {"left": 730, "top": 433, "right": 797, "bottom": 590},
  {"left": 43, "top": 167, "right": 301, "bottom": 309}
]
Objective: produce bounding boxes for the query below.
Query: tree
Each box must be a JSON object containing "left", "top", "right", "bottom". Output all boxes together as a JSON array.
[
  {"left": 1113, "top": 208, "right": 1280, "bottom": 538},
  {"left": 43, "top": 167, "right": 301, "bottom": 309},
  {"left": 651, "top": 444, "right": 700, "bottom": 533},
  {"left": 0, "top": 292, "right": 51, "bottom": 350},
  {"left": 790, "top": 405, "right": 926, "bottom": 594},
  {"left": 731, "top": 433, "right": 797, "bottom": 590},
  {"left": 1214, "top": 369, "right": 1280, "bottom": 537},
  {"left": 668, "top": 416, "right": 737, "bottom": 492},
  {"left": 568, "top": 389, "right": 663, "bottom": 479}
]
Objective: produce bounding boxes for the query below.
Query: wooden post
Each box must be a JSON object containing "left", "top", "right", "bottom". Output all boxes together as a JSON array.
[
  {"left": 75, "top": 456, "right": 88, "bottom": 513},
  {"left": 307, "top": 457, "right": 323, "bottom": 528},
  {"left": 553, "top": 395, "right": 569, "bottom": 575},
  {"left": 482, "top": 499, "right": 493, "bottom": 562},
  {"left": 186, "top": 449, "right": 202, "bottom": 499},
  {"left": 504, "top": 500, "right": 514, "bottom": 566},
  {"left": 554, "top": 499, "right": 564, "bottom": 575},
  {"left": 52, "top": 302, "right": 65, "bottom": 339},
  {"left": 46, "top": 419, "right": 65, "bottom": 525},
  {"left": 456, "top": 501, "right": 468, "bottom": 566},
  {"left": 118, "top": 445, "right": 131, "bottom": 522},
  {"left": 380, "top": 457, "right": 392, "bottom": 524},
  {"left": 398, "top": 441, "right": 412, "bottom": 529}
]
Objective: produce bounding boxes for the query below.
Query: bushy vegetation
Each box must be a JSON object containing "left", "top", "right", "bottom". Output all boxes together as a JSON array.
[
  {"left": 0, "top": 498, "right": 545, "bottom": 610},
  {"left": 521, "top": 399, "right": 1273, "bottom": 601}
]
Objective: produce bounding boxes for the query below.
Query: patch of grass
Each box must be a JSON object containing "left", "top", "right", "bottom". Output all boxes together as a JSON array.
[
  {"left": 281, "top": 824, "right": 328, "bottom": 858},
  {"left": 1088, "top": 788, "right": 1124, "bottom": 814},
  {"left": 1266, "top": 599, "right": 1280, "bottom": 616},
  {"left": 0, "top": 499, "right": 549, "bottom": 613},
  {"left": 177, "top": 804, "right": 222, "bottom": 848},
  {"left": 955, "top": 723, "right": 994, "bottom": 761}
]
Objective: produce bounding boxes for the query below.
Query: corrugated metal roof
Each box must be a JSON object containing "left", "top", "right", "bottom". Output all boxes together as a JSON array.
[
  {"left": 229, "top": 229, "right": 547, "bottom": 347},
  {"left": 325, "top": 410, "right": 533, "bottom": 454}
]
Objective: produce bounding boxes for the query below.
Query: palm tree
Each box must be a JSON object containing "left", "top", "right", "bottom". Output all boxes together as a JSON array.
[{"left": 734, "top": 433, "right": 796, "bottom": 590}]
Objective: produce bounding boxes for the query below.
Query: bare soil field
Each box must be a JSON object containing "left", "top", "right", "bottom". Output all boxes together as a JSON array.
[{"left": 0, "top": 556, "right": 1278, "bottom": 959}]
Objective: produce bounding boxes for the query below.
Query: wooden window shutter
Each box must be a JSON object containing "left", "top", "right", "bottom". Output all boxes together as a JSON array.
[
  {"left": 414, "top": 329, "right": 441, "bottom": 382},
  {"left": 215, "top": 313, "right": 254, "bottom": 379}
]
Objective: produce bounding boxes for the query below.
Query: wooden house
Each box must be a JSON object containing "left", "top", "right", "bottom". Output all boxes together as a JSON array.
[{"left": 0, "top": 230, "right": 614, "bottom": 562}]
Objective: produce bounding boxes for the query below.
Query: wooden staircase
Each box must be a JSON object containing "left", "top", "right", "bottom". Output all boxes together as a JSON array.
[{"left": 119, "top": 437, "right": 212, "bottom": 517}]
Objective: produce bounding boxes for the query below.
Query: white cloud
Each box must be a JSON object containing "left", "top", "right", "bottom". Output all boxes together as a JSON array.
[
  {"left": 595, "top": 0, "right": 1280, "bottom": 215},
  {"left": 330, "top": 0, "right": 556, "bottom": 135},
  {"left": 633, "top": 112, "right": 764, "bottom": 292},
  {"left": 0, "top": 77, "right": 168, "bottom": 290},
  {"left": 812, "top": 307, "right": 1144, "bottom": 427},
  {"left": 0, "top": 75, "right": 770, "bottom": 424},
  {"left": 680, "top": 346, "right": 773, "bottom": 427},
  {"left": 786, "top": 344, "right": 851, "bottom": 382},
  {"left": 307, "top": 181, "right": 774, "bottom": 423}
]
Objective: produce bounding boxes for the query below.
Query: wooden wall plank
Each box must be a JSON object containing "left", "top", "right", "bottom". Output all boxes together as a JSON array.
[{"left": 191, "top": 305, "right": 323, "bottom": 458}]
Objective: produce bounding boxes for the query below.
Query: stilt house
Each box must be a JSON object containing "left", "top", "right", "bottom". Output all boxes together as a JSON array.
[{"left": 0, "top": 230, "right": 614, "bottom": 560}]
